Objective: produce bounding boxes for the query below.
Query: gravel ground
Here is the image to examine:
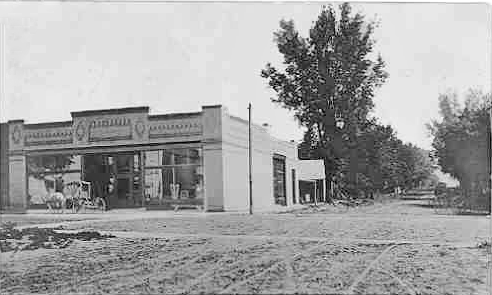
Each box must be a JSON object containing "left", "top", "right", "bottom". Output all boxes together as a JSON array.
[
  {"left": 1, "top": 236, "right": 389, "bottom": 294},
  {"left": 1, "top": 197, "right": 490, "bottom": 294},
  {"left": 63, "top": 210, "right": 489, "bottom": 244},
  {"left": 374, "top": 244, "right": 490, "bottom": 295}
]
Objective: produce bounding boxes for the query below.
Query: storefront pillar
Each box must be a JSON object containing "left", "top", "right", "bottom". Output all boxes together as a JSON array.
[
  {"left": 202, "top": 105, "right": 225, "bottom": 212},
  {"left": 8, "top": 154, "right": 27, "bottom": 212},
  {"left": 203, "top": 144, "right": 224, "bottom": 211},
  {"left": 6, "top": 120, "right": 27, "bottom": 212}
]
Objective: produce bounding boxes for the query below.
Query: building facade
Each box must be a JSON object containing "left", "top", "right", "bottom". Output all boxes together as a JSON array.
[{"left": 1, "top": 105, "right": 325, "bottom": 212}]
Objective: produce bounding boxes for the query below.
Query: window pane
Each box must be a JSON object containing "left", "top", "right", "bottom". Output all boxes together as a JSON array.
[
  {"left": 144, "top": 149, "right": 202, "bottom": 167},
  {"left": 162, "top": 150, "right": 173, "bottom": 165},
  {"left": 133, "top": 154, "right": 140, "bottom": 173},
  {"left": 144, "top": 151, "right": 159, "bottom": 167},
  {"left": 174, "top": 165, "right": 204, "bottom": 200},
  {"left": 144, "top": 168, "right": 174, "bottom": 202},
  {"left": 28, "top": 172, "right": 81, "bottom": 206},
  {"left": 133, "top": 175, "right": 141, "bottom": 192},
  {"left": 28, "top": 154, "right": 81, "bottom": 174},
  {"left": 144, "top": 169, "right": 162, "bottom": 202},
  {"left": 189, "top": 148, "right": 202, "bottom": 164},
  {"left": 116, "top": 154, "right": 132, "bottom": 173},
  {"left": 67, "top": 155, "right": 81, "bottom": 170},
  {"left": 173, "top": 149, "right": 188, "bottom": 165},
  {"left": 28, "top": 175, "right": 50, "bottom": 205}
]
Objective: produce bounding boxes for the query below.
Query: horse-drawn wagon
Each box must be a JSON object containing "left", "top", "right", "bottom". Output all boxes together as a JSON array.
[{"left": 43, "top": 180, "right": 106, "bottom": 213}]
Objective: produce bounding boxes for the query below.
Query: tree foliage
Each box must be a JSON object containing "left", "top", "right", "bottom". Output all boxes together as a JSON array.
[
  {"left": 263, "top": 3, "right": 433, "bottom": 198},
  {"left": 428, "top": 90, "right": 491, "bottom": 200}
]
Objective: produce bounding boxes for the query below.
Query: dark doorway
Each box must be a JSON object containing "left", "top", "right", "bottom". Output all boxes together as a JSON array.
[
  {"left": 273, "top": 154, "right": 287, "bottom": 206},
  {"left": 82, "top": 152, "right": 142, "bottom": 209},
  {"left": 292, "top": 169, "right": 297, "bottom": 204}
]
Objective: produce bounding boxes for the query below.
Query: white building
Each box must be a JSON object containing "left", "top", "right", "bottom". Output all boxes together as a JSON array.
[{"left": 0, "top": 105, "right": 325, "bottom": 213}]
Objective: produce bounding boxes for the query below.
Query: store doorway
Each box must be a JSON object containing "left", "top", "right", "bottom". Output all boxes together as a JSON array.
[{"left": 82, "top": 152, "right": 142, "bottom": 209}]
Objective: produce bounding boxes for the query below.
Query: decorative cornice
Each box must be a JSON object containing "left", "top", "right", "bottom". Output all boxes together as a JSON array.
[
  {"left": 149, "top": 132, "right": 202, "bottom": 139},
  {"left": 89, "top": 117, "right": 131, "bottom": 128},
  {"left": 25, "top": 129, "right": 73, "bottom": 140},
  {"left": 148, "top": 118, "right": 203, "bottom": 140},
  {"left": 149, "top": 121, "right": 201, "bottom": 131},
  {"left": 25, "top": 139, "right": 73, "bottom": 146},
  {"left": 88, "top": 135, "right": 133, "bottom": 142}
]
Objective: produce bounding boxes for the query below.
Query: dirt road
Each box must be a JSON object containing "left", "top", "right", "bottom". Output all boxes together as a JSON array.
[{"left": 1, "top": 197, "right": 490, "bottom": 294}]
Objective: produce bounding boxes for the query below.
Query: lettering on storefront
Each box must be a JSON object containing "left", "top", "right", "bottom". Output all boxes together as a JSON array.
[
  {"left": 88, "top": 117, "right": 132, "bottom": 142},
  {"left": 149, "top": 118, "right": 202, "bottom": 138},
  {"left": 24, "top": 128, "right": 73, "bottom": 146}
]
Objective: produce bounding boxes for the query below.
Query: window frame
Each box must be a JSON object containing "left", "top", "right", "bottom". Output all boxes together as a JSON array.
[{"left": 273, "top": 154, "right": 287, "bottom": 206}]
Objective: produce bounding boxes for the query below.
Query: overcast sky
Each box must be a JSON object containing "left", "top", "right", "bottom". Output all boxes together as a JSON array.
[{"left": 0, "top": 2, "right": 490, "bottom": 150}]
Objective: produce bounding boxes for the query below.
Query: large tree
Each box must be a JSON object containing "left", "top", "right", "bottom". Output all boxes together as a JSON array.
[
  {"left": 262, "top": 3, "right": 387, "bottom": 198},
  {"left": 428, "top": 90, "right": 491, "bottom": 210}
]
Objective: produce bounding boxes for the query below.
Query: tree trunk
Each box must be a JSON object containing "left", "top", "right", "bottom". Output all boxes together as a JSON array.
[
  {"left": 323, "top": 157, "right": 333, "bottom": 204},
  {"left": 348, "top": 145, "right": 358, "bottom": 198}
]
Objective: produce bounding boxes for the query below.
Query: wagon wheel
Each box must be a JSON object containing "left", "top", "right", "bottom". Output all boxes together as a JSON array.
[
  {"left": 81, "top": 197, "right": 93, "bottom": 214},
  {"left": 64, "top": 182, "right": 82, "bottom": 213},
  {"left": 46, "top": 201, "right": 55, "bottom": 214},
  {"left": 72, "top": 194, "right": 85, "bottom": 213}
]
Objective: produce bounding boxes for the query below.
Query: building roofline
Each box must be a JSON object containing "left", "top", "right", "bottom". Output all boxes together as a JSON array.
[
  {"left": 228, "top": 114, "right": 265, "bottom": 129},
  {"left": 7, "top": 119, "right": 24, "bottom": 123},
  {"left": 202, "top": 104, "right": 222, "bottom": 109},
  {"left": 227, "top": 114, "right": 298, "bottom": 147},
  {"left": 71, "top": 106, "right": 150, "bottom": 118},
  {"left": 24, "top": 121, "right": 73, "bottom": 129},
  {"left": 148, "top": 112, "right": 202, "bottom": 120}
]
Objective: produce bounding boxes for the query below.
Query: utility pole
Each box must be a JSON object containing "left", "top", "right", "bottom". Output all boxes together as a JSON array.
[
  {"left": 248, "top": 103, "right": 253, "bottom": 215},
  {"left": 313, "top": 180, "right": 318, "bottom": 206}
]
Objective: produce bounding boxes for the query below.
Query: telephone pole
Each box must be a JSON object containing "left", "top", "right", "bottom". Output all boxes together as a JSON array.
[{"left": 248, "top": 103, "right": 253, "bottom": 215}]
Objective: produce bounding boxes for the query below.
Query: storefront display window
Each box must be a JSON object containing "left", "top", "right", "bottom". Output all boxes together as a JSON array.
[
  {"left": 27, "top": 155, "right": 81, "bottom": 207},
  {"left": 144, "top": 148, "right": 203, "bottom": 205}
]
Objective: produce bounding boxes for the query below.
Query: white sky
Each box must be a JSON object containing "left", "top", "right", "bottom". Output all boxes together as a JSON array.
[{"left": 0, "top": 2, "right": 490, "bottom": 150}]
